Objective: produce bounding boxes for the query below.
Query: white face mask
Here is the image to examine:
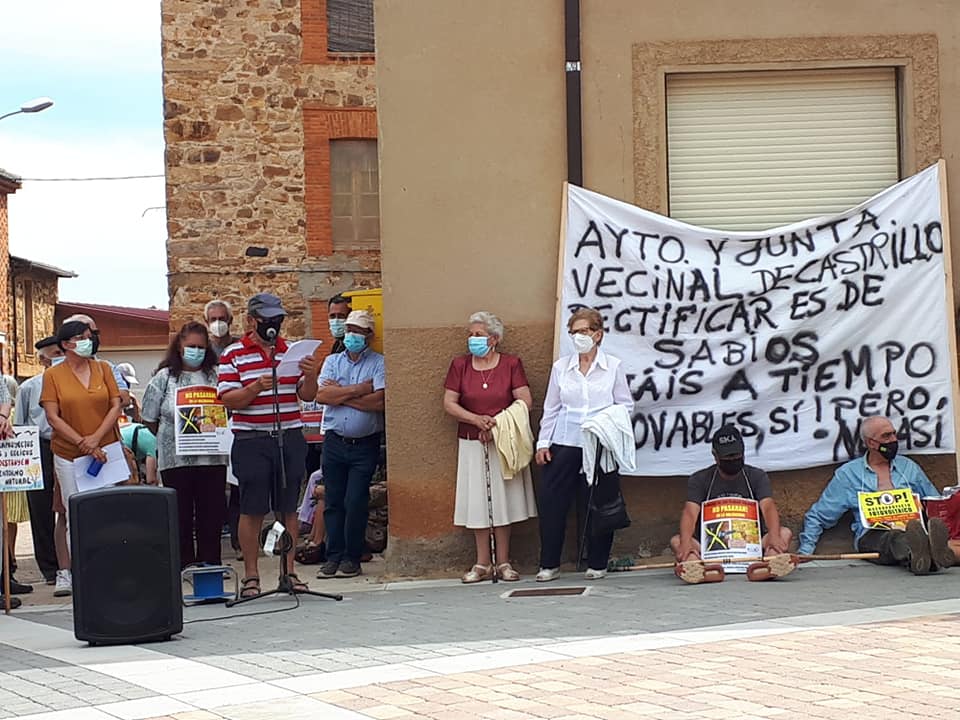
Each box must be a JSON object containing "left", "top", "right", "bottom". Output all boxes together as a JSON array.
[
  {"left": 208, "top": 320, "right": 229, "bottom": 338},
  {"left": 573, "top": 333, "right": 596, "bottom": 355}
]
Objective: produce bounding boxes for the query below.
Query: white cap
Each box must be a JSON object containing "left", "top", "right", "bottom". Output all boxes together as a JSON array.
[
  {"left": 115, "top": 362, "right": 139, "bottom": 385},
  {"left": 345, "top": 310, "right": 375, "bottom": 331}
]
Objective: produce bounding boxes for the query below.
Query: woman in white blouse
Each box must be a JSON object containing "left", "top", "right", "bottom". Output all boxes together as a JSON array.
[{"left": 535, "top": 308, "right": 633, "bottom": 581}]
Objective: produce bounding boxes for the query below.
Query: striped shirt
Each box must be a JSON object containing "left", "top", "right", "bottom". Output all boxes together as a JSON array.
[{"left": 217, "top": 334, "right": 304, "bottom": 431}]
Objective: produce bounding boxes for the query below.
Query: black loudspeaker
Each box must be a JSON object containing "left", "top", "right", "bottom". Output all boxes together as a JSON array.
[{"left": 70, "top": 486, "right": 182, "bottom": 645}]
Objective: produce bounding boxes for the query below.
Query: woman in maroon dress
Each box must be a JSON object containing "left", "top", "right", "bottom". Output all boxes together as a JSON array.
[{"left": 443, "top": 312, "right": 537, "bottom": 582}]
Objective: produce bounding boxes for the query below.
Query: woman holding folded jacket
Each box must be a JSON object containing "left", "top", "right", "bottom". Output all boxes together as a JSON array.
[
  {"left": 535, "top": 307, "right": 634, "bottom": 582},
  {"left": 443, "top": 311, "right": 537, "bottom": 583}
]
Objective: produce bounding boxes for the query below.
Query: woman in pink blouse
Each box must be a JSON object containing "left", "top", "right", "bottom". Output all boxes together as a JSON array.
[{"left": 443, "top": 312, "right": 537, "bottom": 583}]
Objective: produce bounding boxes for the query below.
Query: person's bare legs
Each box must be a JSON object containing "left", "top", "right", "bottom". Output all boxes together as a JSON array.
[
  {"left": 473, "top": 525, "right": 511, "bottom": 566},
  {"left": 308, "top": 499, "right": 326, "bottom": 546},
  {"left": 54, "top": 514, "right": 69, "bottom": 569},
  {"left": 282, "top": 511, "right": 303, "bottom": 580},
  {"left": 238, "top": 513, "right": 264, "bottom": 586}
]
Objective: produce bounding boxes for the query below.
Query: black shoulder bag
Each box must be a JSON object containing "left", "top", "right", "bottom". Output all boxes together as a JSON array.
[{"left": 588, "top": 438, "right": 631, "bottom": 536}]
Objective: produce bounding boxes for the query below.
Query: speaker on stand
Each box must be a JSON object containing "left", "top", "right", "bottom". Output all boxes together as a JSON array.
[{"left": 70, "top": 486, "right": 182, "bottom": 645}]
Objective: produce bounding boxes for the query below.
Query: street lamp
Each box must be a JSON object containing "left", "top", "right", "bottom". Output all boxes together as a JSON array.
[{"left": 0, "top": 97, "right": 54, "bottom": 122}]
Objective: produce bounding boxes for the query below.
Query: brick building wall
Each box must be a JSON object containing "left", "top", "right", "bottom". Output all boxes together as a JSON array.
[{"left": 162, "top": 0, "right": 379, "bottom": 337}]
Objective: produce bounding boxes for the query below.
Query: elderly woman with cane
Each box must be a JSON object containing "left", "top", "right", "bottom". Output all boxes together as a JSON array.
[
  {"left": 535, "top": 307, "right": 634, "bottom": 582},
  {"left": 444, "top": 311, "right": 537, "bottom": 583}
]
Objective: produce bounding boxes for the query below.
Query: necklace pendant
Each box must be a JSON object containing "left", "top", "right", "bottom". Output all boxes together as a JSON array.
[{"left": 482, "top": 382, "right": 488, "bottom": 389}]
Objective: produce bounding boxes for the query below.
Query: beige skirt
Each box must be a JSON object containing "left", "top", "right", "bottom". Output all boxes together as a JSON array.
[
  {"left": 454, "top": 438, "right": 538, "bottom": 529},
  {"left": 3, "top": 491, "right": 29, "bottom": 523}
]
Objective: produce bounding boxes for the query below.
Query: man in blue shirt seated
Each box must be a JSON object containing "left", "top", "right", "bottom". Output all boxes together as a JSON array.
[
  {"left": 314, "top": 310, "right": 385, "bottom": 580},
  {"left": 798, "top": 415, "right": 954, "bottom": 575}
]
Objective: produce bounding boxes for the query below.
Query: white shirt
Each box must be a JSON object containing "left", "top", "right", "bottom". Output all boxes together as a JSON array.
[{"left": 537, "top": 349, "right": 634, "bottom": 450}]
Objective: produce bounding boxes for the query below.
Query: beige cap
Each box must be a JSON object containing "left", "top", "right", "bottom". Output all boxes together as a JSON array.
[{"left": 345, "top": 309, "right": 375, "bottom": 330}]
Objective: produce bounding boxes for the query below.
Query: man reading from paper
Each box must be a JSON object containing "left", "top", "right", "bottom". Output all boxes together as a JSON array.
[
  {"left": 672, "top": 425, "right": 791, "bottom": 562},
  {"left": 798, "top": 416, "right": 953, "bottom": 575}
]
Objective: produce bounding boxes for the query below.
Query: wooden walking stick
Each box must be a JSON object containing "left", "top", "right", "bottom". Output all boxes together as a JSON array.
[{"left": 2, "top": 494, "right": 10, "bottom": 614}]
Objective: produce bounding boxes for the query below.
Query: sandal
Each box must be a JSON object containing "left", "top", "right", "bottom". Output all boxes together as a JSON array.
[
  {"left": 295, "top": 542, "right": 326, "bottom": 565},
  {"left": 496, "top": 562, "right": 520, "bottom": 581},
  {"left": 287, "top": 573, "right": 309, "bottom": 592},
  {"left": 240, "top": 576, "right": 261, "bottom": 599},
  {"left": 461, "top": 564, "right": 494, "bottom": 584}
]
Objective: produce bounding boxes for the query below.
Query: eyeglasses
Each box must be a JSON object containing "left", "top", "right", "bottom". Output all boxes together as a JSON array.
[{"left": 568, "top": 328, "right": 597, "bottom": 336}]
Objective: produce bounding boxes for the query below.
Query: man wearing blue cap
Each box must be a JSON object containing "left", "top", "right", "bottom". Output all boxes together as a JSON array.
[{"left": 218, "top": 293, "right": 322, "bottom": 599}]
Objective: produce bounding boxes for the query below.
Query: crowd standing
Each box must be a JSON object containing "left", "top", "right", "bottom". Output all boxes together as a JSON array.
[{"left": 1, "top": 294, "right": 956, "bottom": 609}]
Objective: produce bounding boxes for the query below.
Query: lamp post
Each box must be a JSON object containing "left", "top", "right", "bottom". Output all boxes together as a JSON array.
[{"left": 0, "top": 97, "right": 54, "bottom": 122}]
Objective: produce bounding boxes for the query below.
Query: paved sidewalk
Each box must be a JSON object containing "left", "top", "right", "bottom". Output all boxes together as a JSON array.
[{"left": 2, "top": 561, "right": 959, "bottom": 719}]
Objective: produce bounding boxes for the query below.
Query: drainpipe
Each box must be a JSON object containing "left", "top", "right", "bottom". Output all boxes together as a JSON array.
[{"left": 564, "top": 0, "right": 583, "bottom": 186}]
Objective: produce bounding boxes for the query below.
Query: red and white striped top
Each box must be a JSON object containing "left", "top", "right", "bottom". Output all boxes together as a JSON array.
[{"left": 217, "top": 334, "right": 303, "bottom": 431}]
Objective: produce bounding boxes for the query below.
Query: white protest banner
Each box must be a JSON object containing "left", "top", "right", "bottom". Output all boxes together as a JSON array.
[
  {"left": 0, "top": 427, "right": 43, "bottom": 492},
  {"left": 560, "top": 162, "right": 956, "bottom": 475}
]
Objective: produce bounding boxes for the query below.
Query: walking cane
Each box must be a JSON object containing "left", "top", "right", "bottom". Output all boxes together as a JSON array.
[
  {"left": 481, "top": 442, "right": 498, "bottom": 583},
  {"left": 576, "top": 439, "right": 602, "bottom": 573}
]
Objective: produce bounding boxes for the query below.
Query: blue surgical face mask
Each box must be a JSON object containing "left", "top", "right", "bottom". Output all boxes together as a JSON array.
[
  {"left": 73, "top": 339, "right": 95, "bottom": 358},
  {"left": 329, "top": 318, "right": 347, "bottom": 339},
  {"left": 343, "top": 332, "right": 367, "bottom": 354},
  {"left": 468, "top": 336, "right": 490, "bottom": 358},
  {"left": 182, "top": 347, "right": 206, "bottom": 368},
  {"left": 50, "top": 356, "right": 66, "bottom": 367}
]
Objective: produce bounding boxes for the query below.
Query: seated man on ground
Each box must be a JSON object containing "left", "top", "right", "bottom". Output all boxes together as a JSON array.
[
  {"left": 798, "top": 415, "right": 953, "bottom": 575},
  {"left": 671, "top": 424, "right": 791, "bottom": 562}
]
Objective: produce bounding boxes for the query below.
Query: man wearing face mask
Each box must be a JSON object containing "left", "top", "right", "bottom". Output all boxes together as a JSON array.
[
  {"left": 326, "top": 294, "right": 352, "bottom": 355},
  {"left": 205, "top": 299, "right": 239, "bottom": 358},
  {"left": 217, "top": 293, "right": 322, "bottom": 598},
  {"left": 314, "top": 309, "right": 385, "bottom": 579},
  {"left": 672, "top": 424, "right": 792, "bottom": 563},
  {"left": 798, "top": 415, "right": 952, "bottom": 574}
]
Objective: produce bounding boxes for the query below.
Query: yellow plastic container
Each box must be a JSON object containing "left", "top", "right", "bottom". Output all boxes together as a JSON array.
[{"left": 343, "top": 288, "right": 383, "bottom": 353}]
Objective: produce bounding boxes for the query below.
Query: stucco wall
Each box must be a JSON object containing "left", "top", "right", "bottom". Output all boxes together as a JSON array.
[{"left": 376, "top": 0, "right": 960, "bottom": 575}]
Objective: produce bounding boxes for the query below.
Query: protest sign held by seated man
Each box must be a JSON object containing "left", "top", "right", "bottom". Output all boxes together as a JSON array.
[
  {"left": 671, "top": 424, "right": 792, "bottom": 569},
  {"left": 798, "top": 415, "right": 954, "bottom": 575}
]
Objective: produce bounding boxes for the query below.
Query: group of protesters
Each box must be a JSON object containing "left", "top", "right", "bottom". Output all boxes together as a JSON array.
[
  {"left": 3, "top": 295, "right": 956, "bottom": 609},
  {"left": 1, "top": 292, "right": 387, "bottom": 607}
]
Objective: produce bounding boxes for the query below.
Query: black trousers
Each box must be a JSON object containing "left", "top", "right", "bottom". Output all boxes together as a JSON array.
[
  {"left": 537, "top": 444, "right": 615, "bottom": 571},
  {"left": 25, "top": 439, "right": 58, "bottom": 580},
  {"left": 857, "top": 529, "right": 908, "bottom": 565}
]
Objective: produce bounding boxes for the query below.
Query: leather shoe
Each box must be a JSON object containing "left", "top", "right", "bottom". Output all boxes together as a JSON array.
[
  {"left": 928, "top": 518, "right": 955, "bottom": 570},
  {"left": 904, "top": 519, "right": 932, "bottom": 575},
  {"left": 9, "top": 577, "right": 33, "bottom": 595}
]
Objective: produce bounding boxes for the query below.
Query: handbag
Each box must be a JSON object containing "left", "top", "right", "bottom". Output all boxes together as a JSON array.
[{"left": 589, "top": 439, "right": 630, "bottom": 536}]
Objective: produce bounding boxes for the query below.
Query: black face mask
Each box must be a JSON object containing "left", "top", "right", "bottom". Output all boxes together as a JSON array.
[
  {"left": 717, "top": 458, "right": 744, "bottom": 476},
  {"left": 877, "top": 440, "right": 898, "bottom": 461},
  {"left": 255, "top": 317, "right": 283, "bottom": 343}
]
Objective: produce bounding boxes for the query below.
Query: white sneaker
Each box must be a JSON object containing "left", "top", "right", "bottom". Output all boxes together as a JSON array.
[
  {"left": 54, "top": 569, "right": 72, "bottom": 597},
  {"left": 584, "top": 568, "right": 607, "bottom": 580},
  {"left": 536, "top": 567, "right": 560, "bottom": 582}
]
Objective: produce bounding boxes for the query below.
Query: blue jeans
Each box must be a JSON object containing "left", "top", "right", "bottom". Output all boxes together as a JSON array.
[{"left": 322, "top": 432, "right": 380, "bottom": 564}]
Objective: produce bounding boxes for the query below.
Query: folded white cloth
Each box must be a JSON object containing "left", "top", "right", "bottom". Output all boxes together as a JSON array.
[{"left": 581, "top": 404, "right": 637, "bottom": 484}]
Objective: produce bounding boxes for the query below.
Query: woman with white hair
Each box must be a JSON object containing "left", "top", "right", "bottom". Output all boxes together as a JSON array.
[{"left": 443, "top": 311, "right": 537, "bottom": 582}]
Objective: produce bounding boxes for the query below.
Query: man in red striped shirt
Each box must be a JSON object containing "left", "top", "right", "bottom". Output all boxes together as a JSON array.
[{"left": 218, "top": 293, "right": 321, "bottom": 598}]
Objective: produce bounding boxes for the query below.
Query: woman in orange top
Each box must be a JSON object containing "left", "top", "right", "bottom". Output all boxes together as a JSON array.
[{"left": 40, "top": 320, "right": 125, "bottom": 536}]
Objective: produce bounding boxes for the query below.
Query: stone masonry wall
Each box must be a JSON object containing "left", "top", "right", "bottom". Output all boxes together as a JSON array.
[{"left": 161, "top": 0, "right": 378, "bottom": 337}]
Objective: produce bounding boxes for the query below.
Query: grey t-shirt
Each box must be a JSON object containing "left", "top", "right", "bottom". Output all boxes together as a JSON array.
[
  {"left": 687, "top": 464, "right": 772, "bottom": 535},
  {"left": 141, "top": 367, "right": 228, "bottom": 472}
]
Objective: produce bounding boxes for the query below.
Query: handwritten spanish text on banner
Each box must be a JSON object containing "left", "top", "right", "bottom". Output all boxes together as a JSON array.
[{"left": 561, "top": 163, "right": 954, "bottom": 475}]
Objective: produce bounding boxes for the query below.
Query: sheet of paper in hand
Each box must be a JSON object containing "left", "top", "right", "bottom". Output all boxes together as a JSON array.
[
  {"left": 700, "top": 497, "right": 761, "bottom": 573},
  {"left": 858, "top": 489, "right": 922, "bottom": 531},
  {"left": 276, "top": 340, "right": 323, "bottom": 378}
]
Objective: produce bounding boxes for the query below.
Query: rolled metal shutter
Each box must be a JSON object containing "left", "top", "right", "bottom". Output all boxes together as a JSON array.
[{"left": 666, "top": 68, "right": 899, "bottom": 231}]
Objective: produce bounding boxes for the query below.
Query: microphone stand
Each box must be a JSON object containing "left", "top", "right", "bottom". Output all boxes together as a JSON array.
[{"left": 228, "top": 333, "right": 341, "bottom": 606}]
